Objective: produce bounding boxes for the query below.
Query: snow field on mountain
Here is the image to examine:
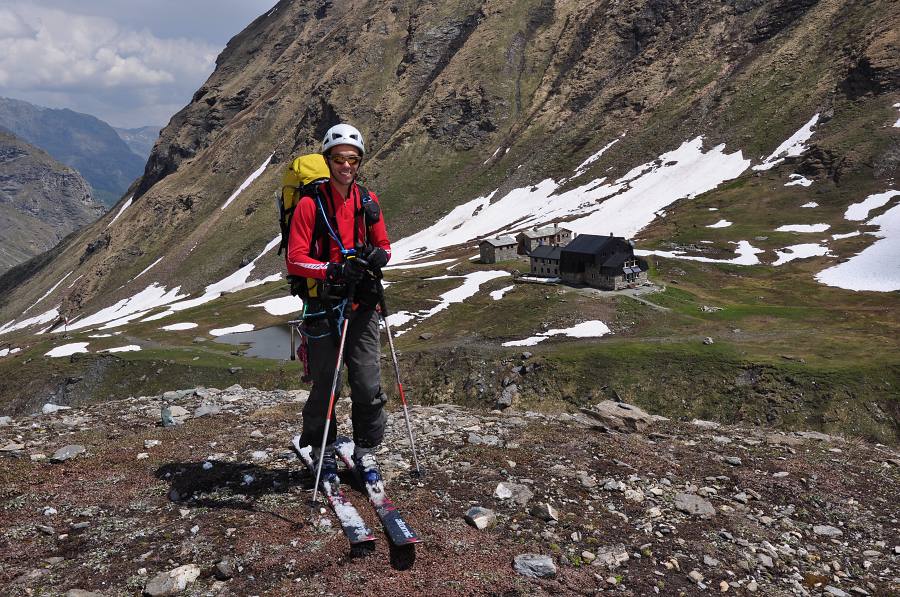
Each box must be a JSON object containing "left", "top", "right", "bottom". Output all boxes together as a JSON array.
[
  {"left": 816, "top": 203, "right": 900, "bottom": 291},
  {"left": 45, "top": 342, "right": 89, "bottom": 357},
  {"left": 106, "top": 195, "right": 133, "bottom": 228},
  {"left": 221, "top": 154, "right": 274, "bottom": 211},
  {"left": 392, "top": 137, "right": 750, "bottom": 263},
  {"left": 209, "top": 324, "right": 254, "bottom": 336},
  {"left": 250, "top": 296, "right": 303, "bottom": 316}
]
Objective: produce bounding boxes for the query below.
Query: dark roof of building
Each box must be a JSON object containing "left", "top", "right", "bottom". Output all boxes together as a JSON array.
[
  {"left": 559, "top": 234, "right": 637, "bottom": 273},
  {"left": 529, "top": 245, "right": 562, "bottom": 260},
  {"left": 561, "top": 234, "right": 629, "bottom": 255},
  {"left": 479, "top": 236, "right": 517, "bottom": 247}
]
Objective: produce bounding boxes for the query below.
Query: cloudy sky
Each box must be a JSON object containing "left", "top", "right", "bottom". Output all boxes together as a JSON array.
[{"left": 0, "top": 0, "right": 277, "bottom": 128}]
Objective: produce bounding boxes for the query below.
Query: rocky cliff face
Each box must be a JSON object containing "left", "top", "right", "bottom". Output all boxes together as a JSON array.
[{"left": 0, "top": 131, "right": 104, "bottom": 274}]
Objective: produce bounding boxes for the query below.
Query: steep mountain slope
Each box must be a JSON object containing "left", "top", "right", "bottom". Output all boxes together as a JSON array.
[
  {"left": 113, "top": 126, "right": 162, "bottom": 161},
  {"left": 0, "top": 97, "right": 145, "bottom": 207},
  {"left": 0, "top": 131, "right": 104, "bottom": 273},
  {"left": 0, "top": 0, "right": 898, "bottom": 439}
]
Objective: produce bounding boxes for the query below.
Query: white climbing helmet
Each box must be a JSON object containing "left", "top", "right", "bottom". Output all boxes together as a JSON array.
[{"left": 321, "top": 123, "right": 365, "bottom": 155}]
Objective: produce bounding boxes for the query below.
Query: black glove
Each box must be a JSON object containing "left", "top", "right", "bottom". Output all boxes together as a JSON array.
[
  {"left": 326, "top": 259, "right": 366, "bottom": 285},
  {"left": 360, "top": 245, "right": 389, "bottom": 270}
]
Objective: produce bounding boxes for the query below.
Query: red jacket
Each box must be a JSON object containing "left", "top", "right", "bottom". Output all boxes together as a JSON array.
[{"left": 286, "top": 180, "right": 391, "bottom": 280}]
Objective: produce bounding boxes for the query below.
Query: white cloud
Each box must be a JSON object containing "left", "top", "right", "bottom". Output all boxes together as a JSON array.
[{"left": 0, "top": 3, "right": 220, "bottom": 125}]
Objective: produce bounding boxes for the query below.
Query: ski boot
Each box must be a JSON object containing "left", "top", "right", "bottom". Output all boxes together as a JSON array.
[{"left": 353, "top": 449, "right": 383, "bottom": 486}]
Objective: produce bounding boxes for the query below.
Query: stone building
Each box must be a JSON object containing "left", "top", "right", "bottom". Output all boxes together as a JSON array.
[
  {"left": 528, "top": 245, "right": 562, "bottom": 277},
  {"left": 479, "top": 236, "right": 518, "bottom": 263},
  {"left": 559, "top": 234, "right": 649, "bottom": 290},
  {"left": 516, "top": 225, "right": 573, "bottom": 255}
]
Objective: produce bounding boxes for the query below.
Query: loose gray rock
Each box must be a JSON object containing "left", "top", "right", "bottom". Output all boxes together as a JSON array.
[
  {"left": 419, "top": 332, "right": 434, "bottom": 340},
  {"left": 724, "top": 456, "right": 742, "bottom": 466},
  {"left": 0, "top": 415, "right": 12, "bottom": 426},
  {"left": 824, "top": 586, "right": 850, "bottom": 597},
  {"left": 814, "top": 525, "right": 843, "bottom": 538},
  {"left": 468, "top": 433, "right": 501, "bottom": 446},
  {"left": 593, "top": 545, "right": 630, "bottom": 569},
  {"left": 674, "top": 493, "right": 715, "bottom": 517},
  {"left": 193, "top": 404, "right": 221, "bottom": 418},
  {"left": 144, "top": 564, "right": 201, "bottom": 596},
  {"left": 65, "top": 591, "right": 105, "bottom": 597},
  {"left": 513, "top": 554, "right": 556, "bottom": 578},
  {"left": 580, "top": 400, "right": 660, "bottom": 433},
  {"left": 464, "top": 506, "right": 496, "bottom": 530},
  {"left": 213, "top": 557, "right": 235, "bottom": 580},
  {"left": 0, "top": 441, "right": 25, "bottom": 452},
  {"left": 497, "top": 383, "right": 519, "bottom": 409},
  {"left": 703, "top": 336, "right": 714, "bottom": 345},
  {"left": 228, "top": 367, "right": 242, "bottom": 374},
  {"left": 530, "top": 502, "right": 559, "bottom": 521},
  {"left": 495, "top": 482, "right": 534, "bottom": 506},
  {"left": 51, "top": 445, "right": 85, "bottom": 462}
]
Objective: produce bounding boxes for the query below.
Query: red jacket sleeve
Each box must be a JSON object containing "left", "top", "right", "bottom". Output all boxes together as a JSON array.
[
  {"left": 285, "top": 196, "right": 329, "bottom": 280},
  {"left": 365, "top": 191, "right": 391, "bottom": 263}
]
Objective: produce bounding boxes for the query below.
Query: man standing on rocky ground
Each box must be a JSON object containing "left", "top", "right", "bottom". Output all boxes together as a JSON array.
[{"left": 285, "top": 123, "right": 391, "bottom": 486}]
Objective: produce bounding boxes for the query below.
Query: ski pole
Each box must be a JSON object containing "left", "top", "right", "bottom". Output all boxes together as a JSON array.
[
  {"left": 311, "top": 280, "right": 356, "bottom": 504},
  {"left": 376, "top": 278, "right": 424, "bottom": 478}
]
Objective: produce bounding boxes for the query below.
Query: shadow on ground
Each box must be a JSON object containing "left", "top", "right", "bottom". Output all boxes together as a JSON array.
[{"left": 154, "top": 461, "right": 307, "bottom": 507}]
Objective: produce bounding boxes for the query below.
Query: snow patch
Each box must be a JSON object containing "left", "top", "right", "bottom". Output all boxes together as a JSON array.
[
  {"left": 160, "top": 322, "right": 199, "bottom": 331},
  {"left": 831, "top": 231, "right": 860, "bottom": 240},
  {"left": 45, "top": 342, "right": 89, "bottom": 357},
  {"left": 0, "top": 347, "right": 21, "bottom": 357},
  {"left": 221, "top": 154, "right": 273, "bottom": 210},
  {"left": 391, "top": 271, "right": 510, "bottom": 335},
  {"left": 383, "top": 258, "right": 457, "bottom": 271},
  {"left": 636, "top": 241, "right": 764, "bottom": 266},
  {"left": 753, "top": 114, "right": 819, "bottom": 171},
  {"left": 502, "top": 320, "right": 612, "bottom": 347},
  {"left": 843, "top": 190, "right": 900, "bottom": 221},
  {"left": 250, "top": 295, "right": 303, "bottom": 316},
  {"left": 210, "top": 324, "right": 255, "bottom": 336},
  {"left": 772, "top": 243, "right": 830, "bottom": 266},
  {"left": 786, "top": 175, "right": 814, "bottom": 187},
  {"left": 816, "top": 203, "right": 900, "bottom": 291},
  {"left": 706, "top": 219, "right": 732, "bottom": 228},
  {"left": 106, "top": 195, "right": 133, "bottom": 228},
  {"left": 801, "top": 202, "right": 819, "bottom": 208},
  {"left": 140, "top": 310, "right": 174, "bottom": 322},
  {"left": 23, "top": 271, "right": 72, "bottom": 314},
  {"left": 131, "top": 257, "right": 163, "bottom": 281},
  {"left": 573, "top": 138, "right": 620, "bottom": 176},
  {"left": 775, "top": 224, "right": 830, "bottom": 233},
  {"left": 490, "top": 285, "right": 515, "bottom": 300},
  {"left": 103, "top": 345, "right": 141, "bottom": 353},
  {"left": 0, "top": 307, "right": 60, "bottom": 337},
  {"left": 66, "top": 284, "right": 187, "bottom": 332}
]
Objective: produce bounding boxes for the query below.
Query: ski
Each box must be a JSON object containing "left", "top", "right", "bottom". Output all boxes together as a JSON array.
[
  {"left": 292, "top": 436, "right": 376, "bottom": 547},
  {"left": 334, "top": 437, "right": 422, "bottom": 546}
]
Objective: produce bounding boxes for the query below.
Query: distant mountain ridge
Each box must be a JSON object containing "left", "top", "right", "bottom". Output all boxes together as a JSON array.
[
  {"left": 0, "top": 97, "right": 145, "bottom": 207},
  {"left": 113, "top": 126, "right": 162, "bottom": 161},
  {"left": 0, "top": 130, "right": 104, "bottom": 273}
]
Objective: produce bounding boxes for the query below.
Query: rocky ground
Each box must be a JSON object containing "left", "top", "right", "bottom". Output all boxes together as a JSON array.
[{"left": 1, "top": 371, "right": 898, "bottom": 596}]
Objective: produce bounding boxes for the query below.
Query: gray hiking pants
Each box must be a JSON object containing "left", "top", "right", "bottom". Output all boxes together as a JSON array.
[{"left": 300, "top": 305, "right": 387, "bottom": 449}]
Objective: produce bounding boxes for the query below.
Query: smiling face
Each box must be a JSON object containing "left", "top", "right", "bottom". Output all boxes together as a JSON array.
[{"left": 326, "top": 143, "right": 362, "bottom": 188}]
